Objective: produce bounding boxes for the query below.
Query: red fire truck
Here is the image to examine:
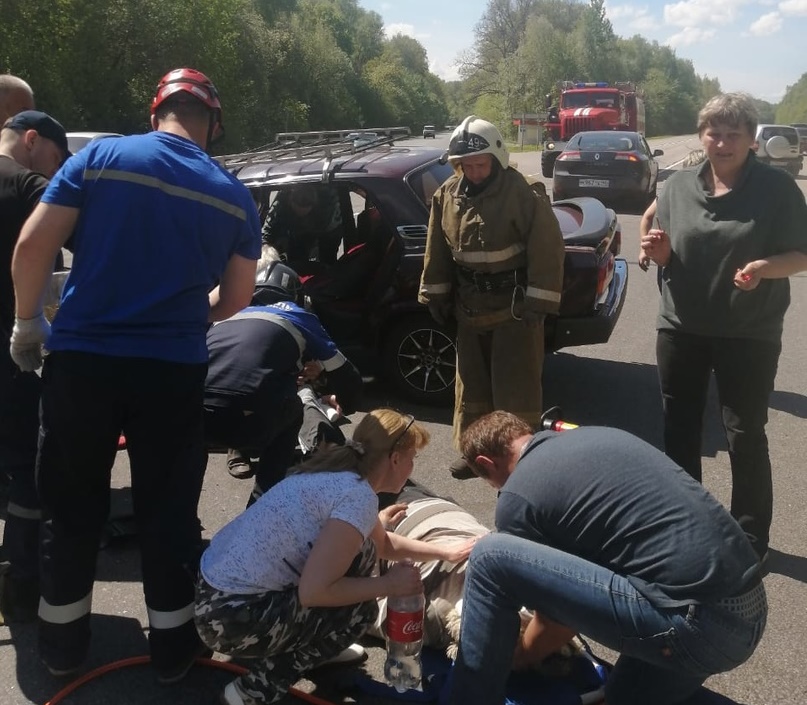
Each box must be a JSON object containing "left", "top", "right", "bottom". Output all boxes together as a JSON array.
[{"left": 540, "top": 81, "right": 645, "bottom": 177}]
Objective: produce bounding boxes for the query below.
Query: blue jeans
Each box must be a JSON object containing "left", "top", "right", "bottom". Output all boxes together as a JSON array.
[{"left": 449, "top": 534, "right": 766, "bottom": 705}]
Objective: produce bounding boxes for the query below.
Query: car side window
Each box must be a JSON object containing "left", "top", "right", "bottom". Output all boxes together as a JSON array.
[{"left": 406, "top": 161, "right": 455, "bottom": 208}]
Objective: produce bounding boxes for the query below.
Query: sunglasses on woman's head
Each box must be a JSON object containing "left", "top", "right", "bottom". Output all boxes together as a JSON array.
[{"left": 389, "top": 414, "right": 415, "bottom": 454}]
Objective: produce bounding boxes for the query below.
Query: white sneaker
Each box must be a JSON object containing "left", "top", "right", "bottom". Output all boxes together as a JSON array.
[
  {"left": 317, "top": 643, "right": 366, "bottom": 667},
  {"left": 221, "top": 681, "right": 257, "bottom": 705}
]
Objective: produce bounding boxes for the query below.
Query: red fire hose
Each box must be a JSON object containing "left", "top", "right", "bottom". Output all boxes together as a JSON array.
[{"left": 43, "top": 656, "right": 338, "bottom": 705}]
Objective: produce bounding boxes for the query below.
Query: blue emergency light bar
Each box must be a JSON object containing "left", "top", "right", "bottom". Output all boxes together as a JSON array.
[{"left": 574, "top": 82, "right": 609, "bottom": 88}]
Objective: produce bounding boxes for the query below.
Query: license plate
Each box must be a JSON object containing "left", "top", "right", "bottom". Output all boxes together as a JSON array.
[{"left": 579, "top": 178, "right": 609, "bottom": 187}]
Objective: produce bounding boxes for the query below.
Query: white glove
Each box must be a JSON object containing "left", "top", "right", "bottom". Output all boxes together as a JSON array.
[{"left": 10, "top": 313, "right": 51, "bottom": 372}]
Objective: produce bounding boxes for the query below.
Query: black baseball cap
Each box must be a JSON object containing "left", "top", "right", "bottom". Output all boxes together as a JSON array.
[{"left": 3, "top": 110, "right": 70, "bottom": 157}]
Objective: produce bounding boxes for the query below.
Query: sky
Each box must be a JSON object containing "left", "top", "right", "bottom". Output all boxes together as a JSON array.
[{"left": 361, "top": 0, "right": 807, "bottom": 103}]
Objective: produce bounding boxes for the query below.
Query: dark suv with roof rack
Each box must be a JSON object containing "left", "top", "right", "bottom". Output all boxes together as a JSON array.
[{"left": 220, "top": 132, "right": 628, "bottom": 405}]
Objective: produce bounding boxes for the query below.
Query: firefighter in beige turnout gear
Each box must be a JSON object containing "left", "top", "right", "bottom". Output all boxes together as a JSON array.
[{"left": 418, "top": 117, "right": 564, "bottom": 476}]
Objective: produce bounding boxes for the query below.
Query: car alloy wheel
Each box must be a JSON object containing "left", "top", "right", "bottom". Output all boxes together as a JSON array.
[{"left": 383, "top": 315, "right": 456, "bottom": 405}]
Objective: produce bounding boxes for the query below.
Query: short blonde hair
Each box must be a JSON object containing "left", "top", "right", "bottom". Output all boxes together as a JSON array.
[{"left": 697, "top": 92, "right": 757, "bottom": 137}]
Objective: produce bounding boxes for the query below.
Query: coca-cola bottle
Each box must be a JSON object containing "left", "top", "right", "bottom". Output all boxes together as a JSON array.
[{"left": 384, "top": 589, "right": 425, "bottom": 692}]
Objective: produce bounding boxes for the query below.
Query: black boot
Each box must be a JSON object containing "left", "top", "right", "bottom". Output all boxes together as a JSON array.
[{"left": 449, "top": 457, "right": 476, "bottom": 480}]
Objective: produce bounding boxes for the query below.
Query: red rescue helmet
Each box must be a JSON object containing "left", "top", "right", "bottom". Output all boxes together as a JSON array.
[
  {"left": 151, "top": 68, "right": 222, "bottom": 115},
  {"left": 151, "top": 68, "right": 224, "bottom": 149}
]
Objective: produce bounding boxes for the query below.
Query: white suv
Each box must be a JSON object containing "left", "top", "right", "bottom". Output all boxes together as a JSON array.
[{"left": 753, "top": 124, "right": 802, "bottom": 177}]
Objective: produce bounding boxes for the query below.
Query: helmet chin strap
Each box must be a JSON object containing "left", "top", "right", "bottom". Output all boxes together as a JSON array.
[{"left": 205, "top": 110, "right": 224, "bottom": 154}]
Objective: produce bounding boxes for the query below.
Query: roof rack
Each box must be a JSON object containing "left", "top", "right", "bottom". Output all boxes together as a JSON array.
[
  {"left": 276, "top": 126, "right": 410, "bottom": 144},
  {"left": 216, "top": 126, "right": 411, "bottom": 173}
]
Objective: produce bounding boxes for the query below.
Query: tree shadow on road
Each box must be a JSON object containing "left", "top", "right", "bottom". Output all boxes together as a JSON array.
[
  {"left": 6, "top": 613, "right": 150, "bottom": 705},
  {"left": 765, "top": 548, "right": 807, "bottom": 584},
  {"left": 361, "top": 351, "right": 737, "bottom": 462},
  {"left": 542, "top": 352, "right": 729, "bottom": 462},
  {"left": 769, "top": 389, "right": 807, "bottom": 419}
]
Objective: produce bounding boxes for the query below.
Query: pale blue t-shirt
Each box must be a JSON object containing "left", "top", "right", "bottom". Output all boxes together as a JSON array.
[{"left": 200, "top": 471, "right": 379, "bottom": 594}]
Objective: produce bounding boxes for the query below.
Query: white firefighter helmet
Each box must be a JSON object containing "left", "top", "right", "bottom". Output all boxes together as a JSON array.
[{"left": 447, "top": 115, "right": 509, "bottom": 170}]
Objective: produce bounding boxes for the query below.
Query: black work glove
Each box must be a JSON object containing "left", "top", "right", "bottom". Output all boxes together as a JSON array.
[{"left": 428, "top": 301, "right": 453, "bottom": 326}]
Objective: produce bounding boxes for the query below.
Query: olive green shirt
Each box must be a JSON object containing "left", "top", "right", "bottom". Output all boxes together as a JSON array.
[{"left": 656, "top": 152, "right": 807, "bottom": 341}]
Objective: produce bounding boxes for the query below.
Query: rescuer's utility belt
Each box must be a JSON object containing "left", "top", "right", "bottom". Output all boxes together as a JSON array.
[{"left": 457, "top": 266, "right": 527, "bottom": 293}]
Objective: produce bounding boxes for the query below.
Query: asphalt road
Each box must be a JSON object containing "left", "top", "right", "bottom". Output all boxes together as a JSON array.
[{"left": 2, "top": 132, "right": 806, "bottom": 705}]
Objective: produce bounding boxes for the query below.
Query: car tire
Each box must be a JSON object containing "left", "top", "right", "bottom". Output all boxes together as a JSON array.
[{"left": 382, "top": 315, "right": 456, "bottom": 406}]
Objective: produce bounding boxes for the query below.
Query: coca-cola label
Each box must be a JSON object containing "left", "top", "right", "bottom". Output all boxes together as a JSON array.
[{"left": 386, "top": 608, "right": 423, "bottom": 643}]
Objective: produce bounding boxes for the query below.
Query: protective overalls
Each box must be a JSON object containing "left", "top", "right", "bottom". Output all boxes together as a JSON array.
[{"left": 419, "top": 167, "right": 564, "bottom": 449}]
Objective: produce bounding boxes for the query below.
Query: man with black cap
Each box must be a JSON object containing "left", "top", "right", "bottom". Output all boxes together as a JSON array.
[
  {"left": 10, "top": 68, "right": 261, "bottom": 682},
  {"left": 0, "top": 110, "right": 69, "bottom": 624}
]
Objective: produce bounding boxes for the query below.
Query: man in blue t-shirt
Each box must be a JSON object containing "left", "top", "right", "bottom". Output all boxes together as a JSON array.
[
  {"left": 8, "top": 68, "right": 261, "bottom": 682},
  {"left": 205, "top": 259, "right": 362, "bottom": 506},
  {"left": 449, "top": 411, "right": 767, "bottom": 705}
]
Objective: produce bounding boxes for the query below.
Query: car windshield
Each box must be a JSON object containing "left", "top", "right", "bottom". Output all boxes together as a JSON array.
[
  {"left": 67, "top": 135, "right": 94, "bottom": 153},
  {"left": 573, "top": 133, "right": 637, "bottom": 151},
  {"left": 562, "top": 91, "right": 618, "bottom": 109},
  {"left": 66, "top": 133, "right": 121, "bottom": 153}
]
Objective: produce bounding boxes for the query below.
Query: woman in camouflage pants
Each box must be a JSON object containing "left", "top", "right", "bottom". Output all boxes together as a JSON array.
[
  {"left": 195, "top": 539, "right": 377, "bottom": 703},
  {"left": 194, "top": 409, "right": 476, "bottom": 705}
]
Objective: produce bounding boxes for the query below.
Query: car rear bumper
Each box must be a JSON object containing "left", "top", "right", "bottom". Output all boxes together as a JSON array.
[
  {"left": 757, "top": 156, "right": 802, "bottom": 173},
  {"left": 549, "top": 258, "right": 628, "bottom": 349}
]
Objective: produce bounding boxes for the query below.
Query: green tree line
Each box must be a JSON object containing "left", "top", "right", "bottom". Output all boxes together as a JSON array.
[
  {"left": 450, "top": 0, "right": 724, "bottom": 138},
  {"left": 450, "top": 0, "right": 804, "bottom": 139},
  {"left": 2, "top": 0, "right": 803, "bottom": 152},
  {"left": 0, "top": 0, "right": 450, "bottom": 151},
  {"left": 776, "top": 73, "right": 807, "bottom": 124}
]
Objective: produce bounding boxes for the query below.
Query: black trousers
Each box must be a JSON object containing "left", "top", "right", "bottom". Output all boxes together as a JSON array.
[
  {"left": 36, "top": 351, "right": 208, "bottom": 671},
  {"left": 204, "top": 391, "right": 303, "bottom": 505},
  {"left": 0, "top": 351, "right": 42, "bottom": 581},
  {"left": 656, "top": 330, "right": 781, "bottom": 557}
]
